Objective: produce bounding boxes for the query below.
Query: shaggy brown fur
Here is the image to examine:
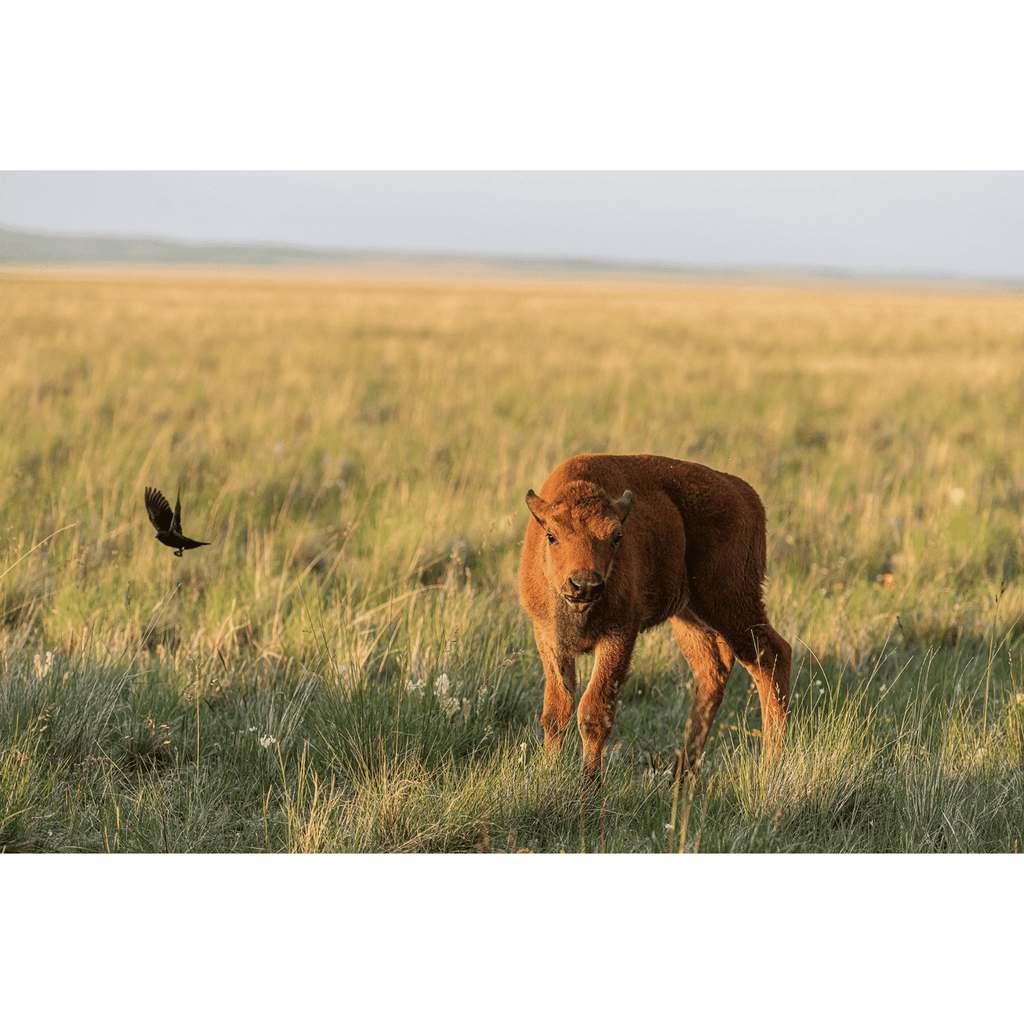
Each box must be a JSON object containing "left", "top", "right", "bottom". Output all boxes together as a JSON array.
[{"left": 518, "top": 454, "right": 791, "bottom": 781}]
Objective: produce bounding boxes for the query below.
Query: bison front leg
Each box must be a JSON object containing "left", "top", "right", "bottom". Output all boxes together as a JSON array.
[
  {"left": 535, "top": 628, "right": 578, "bottom": 757},
  {"left": 576, "top": 634, "right": 636, "bottom": 780}
]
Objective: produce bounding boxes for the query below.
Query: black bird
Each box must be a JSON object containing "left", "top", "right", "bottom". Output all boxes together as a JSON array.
[{"left": 145, "top": 486, "right": 210, "bottom": 557}]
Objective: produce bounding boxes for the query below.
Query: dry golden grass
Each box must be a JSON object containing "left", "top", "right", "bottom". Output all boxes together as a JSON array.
[
  {"left": 2, "top": 267, "right": 1023, "bottom": 854},
  {"left": 2, "top": 267, "right": 1021, "bottom": 668}
]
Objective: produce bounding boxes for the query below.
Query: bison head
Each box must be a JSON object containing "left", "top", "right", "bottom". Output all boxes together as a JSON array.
[{"left": 525, "top": 482, "right": 633, "bottom": 612}]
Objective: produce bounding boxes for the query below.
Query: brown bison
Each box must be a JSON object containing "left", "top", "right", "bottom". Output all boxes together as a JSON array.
[{"left": 518, "top": 453, "right": 791, "bottom": 780}]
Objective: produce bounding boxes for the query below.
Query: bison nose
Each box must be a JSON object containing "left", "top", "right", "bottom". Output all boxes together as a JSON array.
[{"left": 565, "top": 573, "right": 605, "bottom": 604}]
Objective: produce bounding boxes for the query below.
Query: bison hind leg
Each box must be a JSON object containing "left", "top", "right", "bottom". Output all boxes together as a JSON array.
[
  {"left": 720, "top": 619, "right": 792, "bottom": 762},
  {"left": 671, "top": 617, "right": 736, "bottom": 777}
]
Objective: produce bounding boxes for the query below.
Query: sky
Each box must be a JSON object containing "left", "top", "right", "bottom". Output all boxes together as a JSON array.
[
  {"left": 4, "top": 4, "right": 1023, "bottom": 282},
  {"left": 3, "top": 170, "right": 1024, "bottom": 281}
]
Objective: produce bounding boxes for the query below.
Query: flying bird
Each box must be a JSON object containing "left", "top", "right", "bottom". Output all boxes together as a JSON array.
[{"left": 145, "top": 486, "right": 210, "bottom": 557}]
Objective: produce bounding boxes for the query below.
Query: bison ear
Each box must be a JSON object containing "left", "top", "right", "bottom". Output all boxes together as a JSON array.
[
  {"left": 525, "top": 489, "right": 548, "bottom": 526},
  {"left": 613, "top": 490, "right": 634, "bottom": 523}
]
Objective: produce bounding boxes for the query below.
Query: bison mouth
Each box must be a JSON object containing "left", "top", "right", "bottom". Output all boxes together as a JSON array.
[{"left": 560, "top": 577, "right": 606, "bottom": 611}]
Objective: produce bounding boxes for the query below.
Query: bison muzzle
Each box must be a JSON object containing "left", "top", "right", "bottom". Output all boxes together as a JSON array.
[{"left": 518, "top": 453, "right": 791, "bottom": 781}]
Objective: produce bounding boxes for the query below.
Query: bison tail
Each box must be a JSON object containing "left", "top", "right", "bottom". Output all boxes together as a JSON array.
[{"left": 745, "top": 495, "right": 769, "bottom": 584}]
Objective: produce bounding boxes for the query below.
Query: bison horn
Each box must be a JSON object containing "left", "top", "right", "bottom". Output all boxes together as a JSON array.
[{"left": 613, "top": 490, "right": 634, "bottom": 522}]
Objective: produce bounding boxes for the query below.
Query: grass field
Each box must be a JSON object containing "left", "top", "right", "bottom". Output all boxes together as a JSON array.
[{"left": 2, "top": 267, "right": 1022, "bottom": 853}]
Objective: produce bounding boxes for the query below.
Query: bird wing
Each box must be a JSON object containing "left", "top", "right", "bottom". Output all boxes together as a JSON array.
[
  {"left": 172, "top": 488, "right": 184, "bottom": 534},
  {"left": 145, "top": 487, "right": 175, "bottom": 532}
]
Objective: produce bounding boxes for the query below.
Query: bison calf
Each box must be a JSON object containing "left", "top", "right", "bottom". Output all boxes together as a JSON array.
[{"left": 518, "top": 453, "right": 791, "bottom": 780}]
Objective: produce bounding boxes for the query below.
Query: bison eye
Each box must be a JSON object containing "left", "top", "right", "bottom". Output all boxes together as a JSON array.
[
  {"left": 545, "top": 532, "right": 556, "bottom": 545},
  {"left": 611, "top": 534, "right": 622, "bottom": 549}
]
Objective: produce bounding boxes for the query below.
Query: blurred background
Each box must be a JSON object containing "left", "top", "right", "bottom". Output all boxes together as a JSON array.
[{"left": 3, "top": 170, "right": 1023, "bottom": 283}]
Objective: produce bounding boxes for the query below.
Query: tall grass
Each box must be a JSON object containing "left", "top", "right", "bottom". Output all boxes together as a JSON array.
[{"left": 1, "top": 268, "right": 1022, "bottom": 852}]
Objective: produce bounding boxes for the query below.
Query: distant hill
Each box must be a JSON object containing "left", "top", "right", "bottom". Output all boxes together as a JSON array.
[
  {"left": 2, "top": 223, "right": 1016, "bottom": 289},
  {"left": 0, "top": 223, "right": 403, "bottom": 269},
  {"left": 0, "top": 222, "right": 729, "bottom": 279}
]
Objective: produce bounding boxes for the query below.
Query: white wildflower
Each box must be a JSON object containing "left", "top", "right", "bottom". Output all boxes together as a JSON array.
[
  {"left": 259, "top": 735, "right": 277, "bottom": 749},
  {"left": 406, "top": 672, "right": 471, "bottom": 716},
  {"left": 439, "top": 693, "right": 463, "bottom": 716}
]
